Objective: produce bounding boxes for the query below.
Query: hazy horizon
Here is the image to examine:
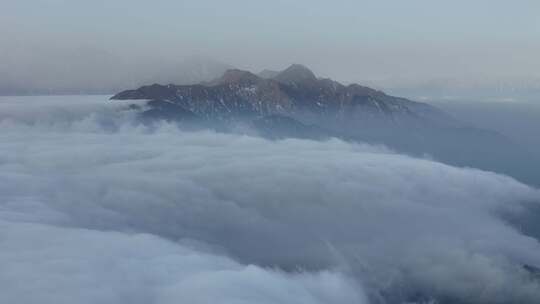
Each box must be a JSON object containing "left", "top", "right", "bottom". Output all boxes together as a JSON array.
[{"left": 2, "top": 0, "right": 540, "bottom": 96}]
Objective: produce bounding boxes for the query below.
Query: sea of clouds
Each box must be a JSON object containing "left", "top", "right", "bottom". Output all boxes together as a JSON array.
[{"left": 1, "top": 96, "right": 539, "bottom": 304}]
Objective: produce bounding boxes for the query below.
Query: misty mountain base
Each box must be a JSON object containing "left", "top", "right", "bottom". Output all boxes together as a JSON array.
[{"left": 111, "top": 64, "right": 540, "bottom": 187}]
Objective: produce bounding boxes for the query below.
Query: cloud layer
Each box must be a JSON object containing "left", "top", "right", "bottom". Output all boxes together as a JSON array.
[
  {"left": 1, "top": 96, "right": 539, "bottom": 303},
  {"left": 0, "top": 221, "right": 365, "bottom": 304}
]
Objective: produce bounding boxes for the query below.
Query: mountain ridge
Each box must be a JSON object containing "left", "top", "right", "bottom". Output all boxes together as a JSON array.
[{"left": 111, "top": 64, "right": 456, "bottom": 128}]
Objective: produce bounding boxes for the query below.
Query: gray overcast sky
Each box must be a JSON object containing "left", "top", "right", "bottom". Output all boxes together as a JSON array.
[{"left": 1, "top": 0, "right": 539, "bottom": 91}]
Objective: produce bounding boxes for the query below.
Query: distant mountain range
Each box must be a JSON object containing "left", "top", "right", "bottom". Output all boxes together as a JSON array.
[
  {"left": 380, "top": 77, "right": 540, "bottom": 103},
  {"left": 0, "top": 55, "right": 232, "bottom": 96},
  {"left": 3, "top": 49, "right": 539, "bottom": 102},
  {"left": 112, "top": 64, "right": 540, "bottom": 186}
]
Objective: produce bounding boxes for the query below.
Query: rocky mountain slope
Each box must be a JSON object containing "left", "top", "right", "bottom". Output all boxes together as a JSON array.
[{"left": 112, "top": 64, "right": 456, "bottom": 127}]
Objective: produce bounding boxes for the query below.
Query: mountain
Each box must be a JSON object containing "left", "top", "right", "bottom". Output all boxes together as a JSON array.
[
  {"left": 273, "top": 64, "right": 318, "bottom": 84},
  {"left": 111, "top": 64, "right": 540, "bottom": 186},
  {"left": 112, "top": 64, "right": 456, "bottom": 127}
]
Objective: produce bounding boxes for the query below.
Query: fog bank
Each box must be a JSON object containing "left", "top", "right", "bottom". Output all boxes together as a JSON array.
[{"left": 1, "top": 96, "right": 540, "bottom": 303}]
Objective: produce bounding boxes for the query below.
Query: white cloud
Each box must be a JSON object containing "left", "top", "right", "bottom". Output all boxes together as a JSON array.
[
  {"left": 0, "top": 96, "right": 539, "bottom": 303},
  {"left": 0, "top": 221, "right": 365, "bottom": 304}
]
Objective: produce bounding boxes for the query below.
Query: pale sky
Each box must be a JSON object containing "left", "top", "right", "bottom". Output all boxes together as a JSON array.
[{"left": 1, "top": 0, "right": 539, "bottom": 91}]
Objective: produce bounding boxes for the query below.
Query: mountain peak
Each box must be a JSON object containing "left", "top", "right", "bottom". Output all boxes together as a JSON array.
[
  {"left": 214, "top": 69, "right": 261, "bottom": 85},
  {"left": 274, "top": 64, "right": 317, "bottom": 84}
]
